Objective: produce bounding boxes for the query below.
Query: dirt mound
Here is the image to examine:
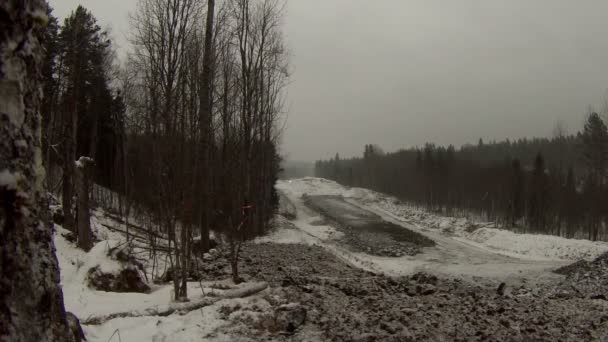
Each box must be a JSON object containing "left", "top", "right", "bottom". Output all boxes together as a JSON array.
[
  {"left": 551, "top": 251, "right": 608, "bottom": 300},
  {"left": 554, "top": 259, "right": 592, "bottom": 276}
]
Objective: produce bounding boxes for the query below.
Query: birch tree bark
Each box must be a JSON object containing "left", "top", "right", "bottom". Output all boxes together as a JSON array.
[{"left": 0, "top": 0, "right": 72, "bottom": 340}]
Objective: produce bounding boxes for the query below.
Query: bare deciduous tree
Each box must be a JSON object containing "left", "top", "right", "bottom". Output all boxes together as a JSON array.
[
  {"left": 125, "top": 0, "right": 288, "bottom": 293},
  {"left": 130, "top": 0, "right": 203, "bottom": 300}
]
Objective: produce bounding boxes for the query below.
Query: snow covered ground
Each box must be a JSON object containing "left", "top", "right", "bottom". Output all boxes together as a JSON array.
[
  {"left": 274, "top": 177, "right": 608, "bottom": 279},
  {"left": 54, "top": 178, "right": 608, "bottom": 340},
  {"left": 54, "top": 211, "right": 282, "bottom": 341}
]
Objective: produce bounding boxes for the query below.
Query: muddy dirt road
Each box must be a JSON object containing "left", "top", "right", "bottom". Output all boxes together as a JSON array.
[
  {"left": 304, "top": 195, "right": 434, "bottom": 257},
  {"left": 278, "top": 184, "right": 567, "bottom": 283}
]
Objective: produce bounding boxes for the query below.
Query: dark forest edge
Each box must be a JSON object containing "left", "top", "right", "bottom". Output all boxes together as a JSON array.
[
  {"left": 316, "top": 113, "right": 608, "bottom": 242},
  {"left": 41, "top": 0, "right": 289, "bottom": 302}
]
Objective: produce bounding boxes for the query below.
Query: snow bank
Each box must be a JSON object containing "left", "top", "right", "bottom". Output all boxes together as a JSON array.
[
  {"left": 276, "top": 177, "right": 345, "bottom": 198},
  {"left": 54, "top": 226, "right": 122, "bottom": 286},
  {"left": 465, "top": 228, "right": 608, "bottom": 261},
  {"left": 377, "top": 200, "right": 608, "bottom": 262},
  {"left": 55, "top": 226, "right": 154, "bottom": 318},
  {"left": 0, "top": 169, "right": 21, "bottom": 189}
]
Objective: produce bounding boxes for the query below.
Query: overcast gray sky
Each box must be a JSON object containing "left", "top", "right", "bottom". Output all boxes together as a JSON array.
[{"left": 52, "top": 0, "right": 608, "bottom": 162}]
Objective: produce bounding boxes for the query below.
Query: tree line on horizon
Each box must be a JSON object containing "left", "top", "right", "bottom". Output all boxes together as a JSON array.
[{"left": 315, "top": 113, "right": 608, "bottom": 241}]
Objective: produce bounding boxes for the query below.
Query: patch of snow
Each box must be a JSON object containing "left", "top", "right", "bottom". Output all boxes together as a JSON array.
[
  {"left": 0, "top": 80, "right": 25, "bottom": 126},
  {"left": 75, "top": 156, "right": 94, "bottom": 168},
  {"left": 27, "top": 7, "right": 50, "bottom": 26},
  {"left": 83, "top": 294, "right": 270, "bottom": 342},
  {"left": 254, "top": 225, "right": 317, "bottom": 245},
  {"left": 464, "top": 228, "right": 608, "bottom": 261},
  {"left": 0, "top": 169, "right": 21, "bottom": 190}
]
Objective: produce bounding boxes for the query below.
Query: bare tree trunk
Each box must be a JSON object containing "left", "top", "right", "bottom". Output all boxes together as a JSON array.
[
  {"left": 121, "top": 123, "right": 131, "bottom": 242},
  {"left": 0, "top": 1, "right": 72, "bottom": 339},
  {"left": 88, "top": 101, "right": 99, "bottom": 162},
  {"left": 62, "top": 100, "right": 76, "bottom": 232},
  {"left": 228, "top": 219, "right": 242, "bottom": 284},
  {"left": 63, "top": 58, "right": 79, "bottom": 233},
  {"left": 75, "top": 157, "right": 94, "bottom": 251},
  {"left": 180, "top": 222, "right": 189, "bottom": 300},
  {"left": 198, "top": 0, "right": 216, "bottom": 255}
]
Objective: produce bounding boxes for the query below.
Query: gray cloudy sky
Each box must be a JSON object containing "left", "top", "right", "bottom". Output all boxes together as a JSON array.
[{"left": 51, "top": 0, "right": 608, "bottom": 162}]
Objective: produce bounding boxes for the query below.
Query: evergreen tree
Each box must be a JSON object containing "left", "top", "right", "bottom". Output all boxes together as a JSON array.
[
  {"left": 509, "top": 158, "right": 525, "bottom": 227},
  {"left": 528, "top": 153, "right": 549, "bottom": 231},
  {"left": 316, "top": 131, "right": 607, "bottom": 240},
  {"left": 581, "top": 112, "right": 608, "bottom": 185},
  {"left": 563, "top": 167, "right": 578, "bottom": 237},
  {"left": 55, "top": 5, "right": 118, "bottom": 249},
  {"left": 581, "top": 112, "right": 608, "bottom": 240},
  {"left": 41, "top": 5, "right": 60, "bottom": 169},
  {"left": 334, "top": 153, "right": 341, "bottom": 182}
]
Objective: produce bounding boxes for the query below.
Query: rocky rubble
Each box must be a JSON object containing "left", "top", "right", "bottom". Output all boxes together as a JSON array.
[
  {"left": 550, "top": 251, "right": 608, "bottom": 300},
  {"left": 186, "top": 240, "right": 608, "bottom": 341},
  {"left": 226, "top": 242, "right": 608, "bottom": 341},
  {"left": 274, "top": 303, "right": 307, "bottom": 333}
]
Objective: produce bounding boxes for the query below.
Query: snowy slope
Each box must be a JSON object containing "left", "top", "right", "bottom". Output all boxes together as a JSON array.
[
  {"left": 463, "top": 228, "right": 608, "bottom": 261},
  {"left": 54, "top": 211, "right": 279, "bottom": 341}
]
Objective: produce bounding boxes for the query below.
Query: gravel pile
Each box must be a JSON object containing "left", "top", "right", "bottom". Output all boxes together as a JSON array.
[
  {"left": 550, "top": 251, "right": 608, "bottom": 300},
  {"left": 233, "top": 243, "right": 608, "bottom": 341}
]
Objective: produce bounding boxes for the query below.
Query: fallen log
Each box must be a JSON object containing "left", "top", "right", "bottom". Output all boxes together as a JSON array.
[
  {"left": 81, "top": 298, "right": 217, "bottom": 325},
  {"left": 81, "top": 282, "right": 269, "bottom": 325},
  {"left": 222, "top": 281, "right": 269, "bottom": 299}
]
